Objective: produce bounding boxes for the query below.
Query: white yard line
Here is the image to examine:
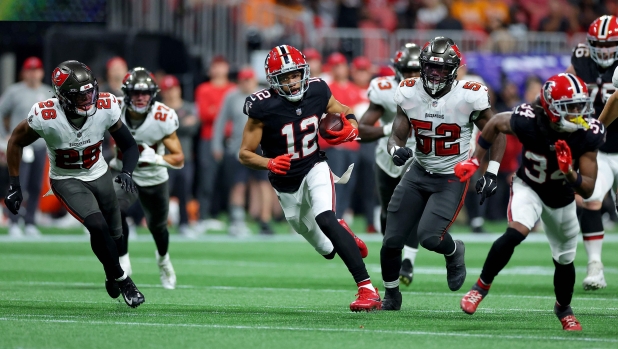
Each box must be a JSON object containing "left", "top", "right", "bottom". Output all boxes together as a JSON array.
[
  {"left": 0, "top": 317, "right": 616, "bottom": 343},
  {"left": 1, "top": 280, "right": 617, "bottom": 302}
]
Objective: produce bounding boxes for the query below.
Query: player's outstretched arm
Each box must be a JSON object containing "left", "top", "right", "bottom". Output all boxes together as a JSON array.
[
  {"left": 7, "top": 119, "right": 40, "bottom": 177},
  {"left": 239, "top": 117, "right": 270, "bottom": 170},
  {"left": 598, "top": 90, "right": 618, "bottom": 127},
  {"left": 357, "top": 102, "right": 387, "bottom": 142},
  {"left": 474, "top": 109, "right": 507, "bottom": 165}
]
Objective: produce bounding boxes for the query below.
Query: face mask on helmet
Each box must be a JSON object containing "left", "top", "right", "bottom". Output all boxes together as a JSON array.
[
  {"left": 587, "top": 39, "right": 618, "bottom": 68},
  {"left": 421, "top": 62, "right": 457, "bottom": 95},
  {"left": 57, "top": 84, "right": 99, "bottom": 118},
  {"left": 548, "top": 97, "right": 594, "bottom": 132},
  {"left": 268, "top": 66, "right": 310, "bottom": 102},
  {"left": 126, "top": 86, "right": 155, "bottom": 114}
]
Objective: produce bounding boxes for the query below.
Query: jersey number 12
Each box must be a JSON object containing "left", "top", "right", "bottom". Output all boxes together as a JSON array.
[{"left": 281, "top": 115, "right": 318, "bottom": 159}]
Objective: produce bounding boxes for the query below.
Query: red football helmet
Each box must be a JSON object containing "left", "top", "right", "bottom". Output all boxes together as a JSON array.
[
  {"left": 264, "top": 45, "right": 310, "bottom": 102},
  {"left": 587, "top": 15, "right": 618, "bottom": 68},
  {"left": 540, "top": 73, "right": 594, "bottom": 132}
]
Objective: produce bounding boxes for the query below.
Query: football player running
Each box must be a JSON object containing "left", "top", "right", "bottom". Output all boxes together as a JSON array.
[
  {"left": 239, "top": 45, "right": 381, "bottom": 311},
  {"left": 457, "top": 73, "right": 604, "bottom": 331},
  {"left": 358, "top": 43, "right": 421, "bottom": 286},
  {"left": 380, "top": 36, "right": 506, "bottom": 310},
  {"left": 564, "top": 15, "right": 618, "bottom": 290},
  {"left": 109, "top": 67, "right": 183, "bottom": 289},
  {"left": 4, "top": 60, "right": 145, "bottom": 307}
]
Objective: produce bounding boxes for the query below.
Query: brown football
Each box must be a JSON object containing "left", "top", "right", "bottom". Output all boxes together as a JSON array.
[{"left": 319, "top": 113, "right": 343, "bottom": 140}]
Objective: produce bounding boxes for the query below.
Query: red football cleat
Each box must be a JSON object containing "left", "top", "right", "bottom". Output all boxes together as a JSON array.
[
  {"left": 338, "top": 219, "right": 368, "bottom": 258},
  {"left": 460, "top": 289, "right": 485, "bottom": 315},
  {"left": 350, "top": 287, "right": 382, "bottom": 312},
  {"left": 559, "top": 315, "right": 582, "bottom": 331}
]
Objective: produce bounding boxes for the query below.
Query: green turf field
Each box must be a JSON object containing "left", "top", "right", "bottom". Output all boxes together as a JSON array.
[{"left": 0, "top": 232, "right": 617, "bottom": 349}]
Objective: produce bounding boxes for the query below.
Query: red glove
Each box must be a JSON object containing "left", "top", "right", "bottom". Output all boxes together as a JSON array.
[
  {"left": 555, "top": 140, "right": 572, "bottom": 174},
  {"left": 454, "top": 157, "right": 480, "bottom": 182},
  {"left": 267, "top": 154, "right": 292, "bottom": 175},
  {"left": 324, "top": 115, "right": 359, "bottom": 145}
]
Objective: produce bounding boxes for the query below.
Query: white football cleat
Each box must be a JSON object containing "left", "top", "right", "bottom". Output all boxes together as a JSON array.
[
  {"left": 119, "top": 253, "right": 133, "bottom": 277},
  {"left": 156, "top": 251, "right": 176, "bottom": 289},
  {"left": 8, "top": 224, "right": 23, "bottom": 238},
  {"left": 583, "top": 261, "right": 607, "bottom": 291},
  {"left": 24, "top": 224, "right": 41, "bottom": 237}
]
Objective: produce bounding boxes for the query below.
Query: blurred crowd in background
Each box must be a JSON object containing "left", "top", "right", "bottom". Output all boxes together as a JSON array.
[{"left": 1, "top": 0, "right": 618, "bottom": 238}]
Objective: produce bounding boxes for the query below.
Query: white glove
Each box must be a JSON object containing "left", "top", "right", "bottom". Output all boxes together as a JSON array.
[
  {"left": 138, "top": 146, "right": 159, "bottom": 165},
  {"left": 613, "top": 66, "right": 618, "bottom": 89}
]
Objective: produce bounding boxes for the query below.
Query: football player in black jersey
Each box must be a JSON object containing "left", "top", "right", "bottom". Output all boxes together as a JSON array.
[
  {"left": 239, "top": 45, "right": 381, "bottom": 312},
  {"left": 455, "top": 73, "right": 605, "bottom": 331},
  {"left": 564, "top": 15, "right": 618, "bottom": 290}
]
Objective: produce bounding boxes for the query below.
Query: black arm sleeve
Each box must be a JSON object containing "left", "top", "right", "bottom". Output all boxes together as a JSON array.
[{"left": 109, "top": 122, "right": 138, "bottom": 174}]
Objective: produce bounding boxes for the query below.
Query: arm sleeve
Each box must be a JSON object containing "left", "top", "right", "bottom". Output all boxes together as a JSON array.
[
  {"left": 212, "top": 94, "right": 232, "bottom": 154},
  {"left": 109, "top": 122, "right": 138, "bottom": 174}
]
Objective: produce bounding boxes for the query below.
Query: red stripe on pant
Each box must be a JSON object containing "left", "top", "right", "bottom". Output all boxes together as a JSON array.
[
  {"left": 507, "top": 181, "right": 514, "bottom": 222},
  {"left": 442, "top": 179, "right": 469, "bottom": 238},
  {"left": 50, "top": 181, "right": 84, "bottom": 223}
]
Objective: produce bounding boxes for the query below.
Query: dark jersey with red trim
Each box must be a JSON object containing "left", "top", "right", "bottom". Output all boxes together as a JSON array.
[
  {"left": 571, "top": 43, "right": 618, "bottom": 152},
  {"left": 243, "top": 78, "right": 330, "bottom": 193},
  {"left": 511, "top": 102, "right": 605, "bottom": 208}
]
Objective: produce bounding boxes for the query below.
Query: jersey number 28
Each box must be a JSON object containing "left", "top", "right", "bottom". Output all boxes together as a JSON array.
[{"left": 55, "top": 141, "right": 103, "bottom": 170}]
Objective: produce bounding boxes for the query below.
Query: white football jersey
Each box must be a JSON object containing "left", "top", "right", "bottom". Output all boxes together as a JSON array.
[
  {"left": 368, "top": 76, "right": 415, "bottom": 178},
  {"left": 110, "top": 101, "right": 179, "bottom": 187},
  {"left": 27, "top": 93, "right": 121, "bottom": 181},
  {"left": 394, "top": 78, "right": 490, "bottom": 174}
]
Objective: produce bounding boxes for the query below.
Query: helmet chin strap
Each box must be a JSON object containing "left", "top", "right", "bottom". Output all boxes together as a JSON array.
[{"left": 129, "top": 103, "right": 150, "bottom": 114}]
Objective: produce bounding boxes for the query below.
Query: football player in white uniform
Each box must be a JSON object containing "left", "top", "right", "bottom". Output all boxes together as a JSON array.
[
  {"left": 109, "top": 67, "right": 183, "bottom": 289},
  {"left": 379, "top": 37, "right": 506, "bottom": 310},
  {"left": 358, "top": 43, "right": 421, "bottom": 286},
  {"left": 4, "top": 60, "right": 145, "bottom": 307},
  {"left": 456, "top": 73, "right": 604, "bottom": 331}
]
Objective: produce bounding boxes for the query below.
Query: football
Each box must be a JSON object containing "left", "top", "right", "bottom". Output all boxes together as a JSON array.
[{"left": 319, "top": 113, "right": 343, "bottom": 140}]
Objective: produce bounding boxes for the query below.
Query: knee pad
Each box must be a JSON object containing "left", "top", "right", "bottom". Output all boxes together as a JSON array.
[
  {"left": 553, "top": 250, "right": 576, "bottom": 265},
  {"left": 383, "top": 233, "right": 406, "bottom": 250},
  {"left": 420, "top": 236, "right": 442, "bottom": 251},
  {"left": 580, "top": 208, "right": 604, "bottom": 234}
]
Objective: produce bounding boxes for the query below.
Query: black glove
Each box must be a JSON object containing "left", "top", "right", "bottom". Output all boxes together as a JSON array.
[
  {"left": 392, "top": 146, "right": 413, "bottom": 166},
  {"left": 476, "top": 172, "right": 498, "bottom": 205},
  {"left": 114, "top": 171, "right": 137, "bottom": 193},
  {"left": 5, "top": 176, "right": 23, "bottom": 215}
]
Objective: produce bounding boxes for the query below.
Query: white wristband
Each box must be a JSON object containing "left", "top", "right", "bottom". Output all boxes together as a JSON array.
[
  {"left": 389, "top": 145, "right": 400, "bottom": 157},
  {"left": 383, "top": 124, "right": 393, "bottom": 137},
  {"left": 487, "top": 160, "right": 500, "bottom": 175}
]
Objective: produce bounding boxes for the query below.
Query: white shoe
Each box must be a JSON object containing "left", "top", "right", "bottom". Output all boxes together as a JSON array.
[
  {"left": 156, "top": 251, "right": 176, "bottom": 289},
  {"left": 228, "top": 222, "right": 250, "bottom": 238},
  {"left": 583, "top": 261, "right": 607, "bottom": 291},
  {"left": 8, "top": 224, "right": 23, "bottom": 238},
  {"left": 119, "top": 253, "right": 132, "bottom": 277},
  {"left": 178, "top": 224, "right": 197, "bottom": 238},
  {"left": 23, "top": 224, "right": 41, "bottom": 237},
  {"left": 197, "top": 219, "right": 226, "bottom": 234}
]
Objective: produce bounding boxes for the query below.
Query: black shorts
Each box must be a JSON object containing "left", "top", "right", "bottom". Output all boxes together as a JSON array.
[
  {"left": 51, "top": 169, "right": 122, "bottom": 238},
  {"left": 384, "top": 161, "right": 468, "bottom": 248},
  {"left": 232, "top": 156, "right": 268, "bottom": 185},
  {"left": 112, "top": 170, "right": 169, "bottom": 233}
]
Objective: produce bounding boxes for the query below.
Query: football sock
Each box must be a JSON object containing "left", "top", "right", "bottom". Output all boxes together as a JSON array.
[
  {"left": 115, "top": 272, "right": 127, "bottom": 282},
  {"left": 230, "top": 205, "right": 245, "bottom": 224},
  {"left": 420, "top": 232, "right": 455, "bottom": 255},
  {"left": 117, "top": 213, "right": 130, "bottom": 256},
  {"left": 479, "top": 227, "right": 525, "bottom": 284},
  {"left": 472, "top": 278, "right": 491, "bottom": 297},
  {"left": 357, "top": 279, "right": 374, "bottom": 291},
  {"left": 580, "top": 208, "right": 603, "bottom": 262},
  {"left": 553, "top": 259, "right": 575, "bottom": 309},
  {"left": 315, "top": 211, "right": 370, "bottom": 284},
  {"left": 322, "top": 249, "right": 336, "bottom": 260},
  {"left": 402, "top": 245, "right": 418, "bottom": 264},
  {"left": 554, "top": 302, "right": 574, "bottom": 318},
  {"left": 84, "top": 213, "right": 124, "bottom": 280},
  {"left": 152, "top": 227, "right": 169, "bottom": 257},
  {"left": 380, "top": 245, "right": 402, "bottom": 287}
]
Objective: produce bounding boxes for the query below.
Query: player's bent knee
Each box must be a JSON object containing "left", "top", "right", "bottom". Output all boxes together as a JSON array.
[
  {"left": 83, "top": 212, "right": 109, "bottom": 235},
  {"left": 554, "top": 250, "right": 576, "bottom": 265},
  {"left": 314, "top": 210, "right": 338, "bottom": 235},
  {"left": 420, "top": 236, "right": 442, "bottom": 251},
  {"left": 382, "top": 234, "right": 406, "bottom": 250}
]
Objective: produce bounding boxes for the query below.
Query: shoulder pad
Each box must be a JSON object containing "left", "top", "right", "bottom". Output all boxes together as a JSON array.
[
  {"left": 459, "top": 81, "right": 491, "bottom": 110},
  {"left": 368, "top": 77, "right": 396, "bottom": 105}
]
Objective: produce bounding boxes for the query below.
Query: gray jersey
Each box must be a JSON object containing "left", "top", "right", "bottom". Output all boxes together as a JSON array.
[
  {"left": 212, "top": 88, "right": 249, "bottom": 156},
  {"left": 394, "top": 78, "right": 490, "bottom": 174},
  {"left": 367, "top": 76, "right": 415, "bottom": 178},
  {"left": 0, "top": 82, "right": 53, "bottom": 149}
]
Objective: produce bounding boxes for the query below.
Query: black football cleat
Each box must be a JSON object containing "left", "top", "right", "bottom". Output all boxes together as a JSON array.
[
  {"left": 381, "top": 288, "right": 402, "bottom": 311},
  {"left": 399, "top": 259, "right": 414, "bottom": 286},
  {"left": 445, "top": 240, "right": 466, "bottom": 291},
  {"left": 105, "top": 278, "right": 121, "bottom": 299},
  {"left": 118, "top": 276, "right": 145, "bottom": 308}
]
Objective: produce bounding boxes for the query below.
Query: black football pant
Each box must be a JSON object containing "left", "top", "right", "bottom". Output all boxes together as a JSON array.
[
  {"left": 381, "top": 162, "right": 468, "bottom": 284},
  {"left": 51, "top": 170, "right": 124, "bottom": 280},
  {"left": 375, "top": 165, "right": 419, "bottom": 250}
]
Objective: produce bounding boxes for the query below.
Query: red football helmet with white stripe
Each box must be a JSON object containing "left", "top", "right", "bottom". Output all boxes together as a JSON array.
[
  {"left": 540, "top": 73, "right": 594, "bottom": 132},
  {"left": 587, "top": 15, "right": 618, "bottom": 68},
  {"left": 265, "top": 45, "right": 310, "bottom": 102}
]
